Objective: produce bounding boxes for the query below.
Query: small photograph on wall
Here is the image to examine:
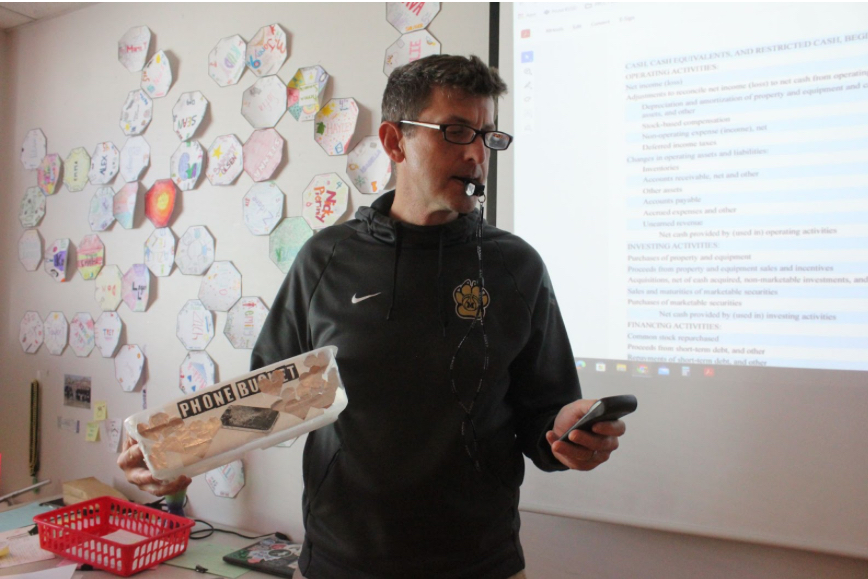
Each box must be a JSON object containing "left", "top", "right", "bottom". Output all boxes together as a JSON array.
[{"left": 64, "top": 374, "right": 92, "bottom": 409}]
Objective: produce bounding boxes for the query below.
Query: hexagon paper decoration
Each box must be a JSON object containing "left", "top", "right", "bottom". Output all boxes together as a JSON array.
[
  {"left": 270, "top": 217, "right": 313, "bottom": 273},
  {"left": 118, "top": 25, "right": 151, "bottom": 72},
  {"left": 37, "top": 153, "right": 62, "bottom": 196},
  {"left": 173, "top": 91, "right": 208, "bottom": 140},
  {"left": 89, "top": 142, "right": 120, "bottom": 185},
  {"left": 243, "top": 129, "right": 284, "bottom": 182},
  {"left": 95, "top": 265, "right": 123, "bottom": 311},
  {"left": 179, "top": 350, "right": 216, "bottom": 394},
  {"left": 115, "top": 345, "right": 145, "bottom": 391},
  {"left": 120, "top": 89, "right": 153, "bottom": 136},
  {"left": 176, "top": 226, "right": 215, "bottom": 275},
  {"left": 144, "top": 227, "right": 176, "bottom": 277},
  {"left": 246, "top": 24, "right": 287, "bottom": 77},
  {"left": 145, "top": 179, "right": 177, "bottom": 227},
  {"left": 122, "top": 264, "right": 150, "bottom": 312},
  {"left": 199, "top": 261, "right": 241, "bottom": 311},
  {"left": 384, "top": 30, "right": 441, "bottom": 77},
  {"left": 19, "top": 187, "right": 46, "bottom": 228},
  {"left": 225, "top": 297, "right": 269, "bottom": 349},
  {"left": 386, "top": 2, "right": 441, "bottom": 33},
  {"left": 141, "top": 50, "right": 172, "bottom": 98},
  {"left": 69, "top": 313, "right": 95, "bottom": 357},
  {"left": 44, "top": 238, "right": 70, "bottom": 282},
  {"left": 209, "top": 34, "right": 247, "bottom": 87},
  {"left": 94, "top": 312, "right": 123, "bottom": 358},
  {"left": 170, "top": 141, "right": 204, "bottom": 191},
  {"left": 287, "top": 65, "right": 329, "bottom": 122},
  {"left": 19, "top": 311, "right": 44, "bottom": 354},
  {"left": 242, "top": 75, "right": 287, "bottom": 129},
  {"left": 177, "top": 299, "right": 215, "bottom": 351},
  {"left": 77, "top": 234, "right": 105, "bottom": 280},
  {"left": 302, "top": 173, "right": 349, "bottom": 230},
  {"left": 44, "top": 311, "right": 68, "bottom": 355},
  {"left": 314, "top": 98, "right": 359, "bottom": 156},
  {"left": 19, "top": 229, "right": 43, "bottom": 271},
  {"left": 63, "top": 147, "right": 90, "bottom": 192},
  {"left": 21, "top": 129, "right": 46, "bottom": 170},
  {"left": 113, "top": 182, "right": 139, "bottom": 229},
  {"left": 205, "top": 460, "right": 245, "bottom": 498},
  {"left": 243, "top": 182, "right": 284, "bottom": 235},
  {"left": 206, "top": 135, "right": 244, "bottom": 186},
  {"left": 347, "top": 136, "right": 392, "bottom": 194},
  {"left": 89, "top": 187, "right": 116, "bottom": 231},
  {"left": 120, "top": 136, "right": 150, "bottom": 182}
]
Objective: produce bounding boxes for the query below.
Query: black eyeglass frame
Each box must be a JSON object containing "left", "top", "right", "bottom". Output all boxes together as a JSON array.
[{"left": 399, "top": 120, "right": 514, "bottom": 151}]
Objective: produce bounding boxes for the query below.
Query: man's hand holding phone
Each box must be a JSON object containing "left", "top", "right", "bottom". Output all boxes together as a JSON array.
[{"left": 546, "top": 395, "right": 636, "bottom": 471}]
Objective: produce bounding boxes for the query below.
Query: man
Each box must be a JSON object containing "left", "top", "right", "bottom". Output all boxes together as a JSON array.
[{"left": 120, "top": 55, "right": 626, "bottom": 579}]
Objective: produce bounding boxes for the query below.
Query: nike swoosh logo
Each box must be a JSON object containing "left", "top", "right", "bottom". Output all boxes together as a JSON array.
[{"left": 351, "top": 292, "right": 382, "bottom": 304}]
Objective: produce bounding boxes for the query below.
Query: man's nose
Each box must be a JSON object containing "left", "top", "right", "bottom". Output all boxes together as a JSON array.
[{"left": 465, "top": 135, "right": 488, "bottom": 165}]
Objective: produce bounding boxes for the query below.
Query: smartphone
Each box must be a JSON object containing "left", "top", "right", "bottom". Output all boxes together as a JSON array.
[
  {"left": 558, "top": 395, "right": 637, "bottom": 443},
  {"left": 220, "top": 406, "right": 280, "bottom": 433}
]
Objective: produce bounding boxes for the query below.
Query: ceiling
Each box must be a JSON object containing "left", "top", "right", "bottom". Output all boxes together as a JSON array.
[{"left": 0, "top": 2, "right": 95, "bottom": 30}]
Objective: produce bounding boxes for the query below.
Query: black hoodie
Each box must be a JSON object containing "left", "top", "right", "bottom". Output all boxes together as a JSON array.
[{"left": 251, "top": 191, "right": 580, "bottom": 579}]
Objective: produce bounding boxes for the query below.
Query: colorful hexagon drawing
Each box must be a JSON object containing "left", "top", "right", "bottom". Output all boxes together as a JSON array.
[
  {"left": 206, "top": 134, "right": 244, "bottom": 186},
  {"left": 287, "top": 65, "right": 329, "bottom": 122},
  {"left": 44, "top": 238, "right": 70, "bottom": 282},
  {"left": 37, "top": 153, "right": 62, "bottom": 196},
  {"left": 246, "top": 24, "right": 287, "bottom": 77},
  {"left": 243, "top": 128, "right": 284, "bottom": 182},
  {"left": 19, "top": 187, "right": 46, "bottom": 228},
  {"left": 77, "top": 233, "right": 105, "bottom": 280},
  {"left": 242, "top": 75, "right": 287, "bottom": 129},
  {"left": 386, "top": 1, "right": 441, "bottom": 33},
  {"left": 94, "top": 312, "right": 123, "bottom": 358},
  {"left": 122, "top": 264, "right": 150, "bottom": 312},
  {"left": 224, "top": 296, "right": 269, "bottom": 349},
  {"left": 120, "top": 89, "right": 153, "bottom": 136},
  {"left": 199, "top": 261, "right": 241, "bottom": 311},
  {"left": 243, "top": 182, "right": 284, "bottom": 235},
  {"left": 95, "top": 265, "right": 123, "bottom": 311},
  {"left": 173, "top": 91, "right": 208, "bottom": 140},
  {"left": 176, "top": 226, "right": 215, "bottom": 275},
  {"left": 170, "top": 141, "right": 204, "bottom": 191},
  {"left": 64, "top": 147, "right": 90, "bottom": 192},
  {"left": 89, "top": 142, "right": 120, "bottom": 185},
  {"left": 21, "top": 129, "right": 46, "bottom": 170},
  {"left": 145, "top": 179, "right": 177, "bottom": 228},
  {"left": 302, "top": 173, "right": 349, "bottom": 230},
  {"left": 144, "top": 227, "right": 176, "bottom": 277},
  {"left": 384, "top": 30, "right": 441, "bottom": 77},
  {"left": 179, "top": 350, "right": 216, "bottom": 394},
  {"left": 141, "top": 50, "right": 172, "bottom": 98},
  {"left": 269, "top": 217, "right": 313, "bottom": 273},
  {"left": 118, "top": 25, "right": 151, "bottom": 72},
  {"left": 314, "top": 98, "right": 359, "bottom": 156},
  {"left": 113, "top": 182, "right": 139, "bottom": 229},
  {"left": 70, "top": 313, "right": 96, "bottom": 357},
  {"left": 19, "top": 311, "right": 44, "bottom": 354},
  {"left": 120, "top": 136, "right": 150, "bottom": 182},
  {"left": 347, "top": 136, "right": 392, "bottom": 194},
  {"left": 18, "top": 229, "right": 42, "bottom": 271},
  {"left": 44, "top": 311, "right": 68, "bottom": 356},
  {"left": 209, "top": 34, "right": 247, "bottom": 87},
  {"left": 204, "top": 460, "right": 245, "bottom": 498},
  {"left": 89, "top": 187, "right": 116, "bottom": 232},
  {"left": 115, "top": 345, "right": 145, "bottom": 391},
  {"left": 177, "top": 299, "right": 214, "bottom": 351}
]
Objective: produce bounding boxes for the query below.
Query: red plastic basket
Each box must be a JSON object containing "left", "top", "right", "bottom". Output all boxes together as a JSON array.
[{"left": 33, "top": 496, "right": 194, "bottom": 576}]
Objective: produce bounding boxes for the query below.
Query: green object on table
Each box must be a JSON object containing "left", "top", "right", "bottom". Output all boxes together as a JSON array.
[{"left": 165, "top": 488, "right": 186, "bottom": 517}]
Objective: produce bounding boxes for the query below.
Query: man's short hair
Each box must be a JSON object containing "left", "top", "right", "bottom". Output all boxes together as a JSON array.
[{"left": 382, "top": 54, "right": 508, "bottom": 132}]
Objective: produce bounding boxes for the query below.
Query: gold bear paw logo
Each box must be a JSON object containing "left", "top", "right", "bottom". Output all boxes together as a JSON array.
[{"left": 454, "top": 279, "right": 490, "bottom": 320}]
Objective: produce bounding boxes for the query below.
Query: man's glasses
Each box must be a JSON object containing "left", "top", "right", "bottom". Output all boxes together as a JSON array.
[{"left": 399, "top": 120, "right": 514, "bottom": 151}]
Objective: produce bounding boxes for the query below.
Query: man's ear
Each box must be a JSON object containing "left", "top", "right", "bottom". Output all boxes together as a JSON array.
[{"left": 379, "top": 121, "right": 405, "bottom": 163}]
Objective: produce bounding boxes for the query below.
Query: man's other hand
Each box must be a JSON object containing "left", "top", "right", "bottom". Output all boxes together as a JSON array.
[
  {"left": 546, "top": 399, "right": 626, "bottom": 471},
  {"left": 117, "top": 436, "right": 192, "bottom": 496}
]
